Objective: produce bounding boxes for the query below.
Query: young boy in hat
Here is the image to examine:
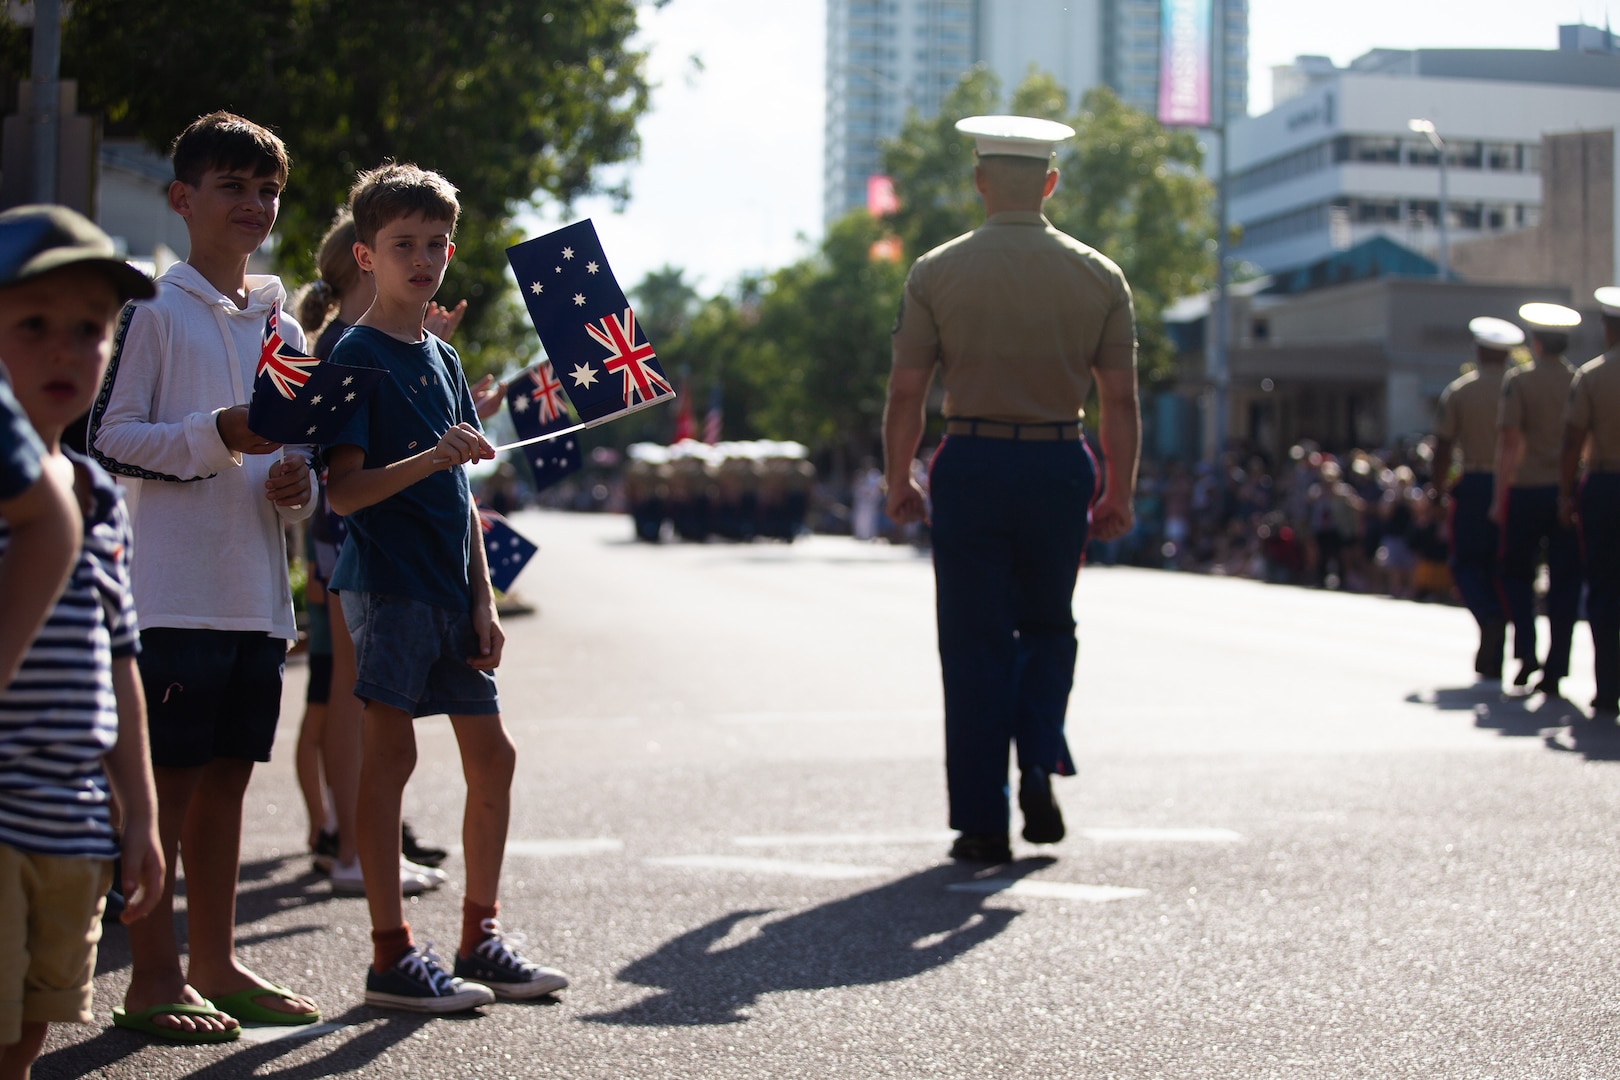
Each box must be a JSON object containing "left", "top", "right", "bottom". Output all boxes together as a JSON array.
[
  {"left": 0, "top": 204, "right": 165, "bottom": 1078},
  {"left": 323, "top": 162, "right": 568, "bottom": 1012},
  {"left": 89, "top": 111, "right": 320, "bottom": 1040}
]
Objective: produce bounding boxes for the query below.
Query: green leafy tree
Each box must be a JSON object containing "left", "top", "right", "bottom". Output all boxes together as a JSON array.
[
  {"left": 881, "top": 71, "right": 1215, "bottom": 381},
  {"left": 5, "top": 0, "right": 654, "bottom": 378}
]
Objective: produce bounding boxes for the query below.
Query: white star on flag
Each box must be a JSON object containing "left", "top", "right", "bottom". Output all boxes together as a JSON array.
[
  {"left": 571, "top": 363, "right": 598, "bottom": 388},
  {"left": 512, "top": 394, "right": 529, "bottom": 413},
  {"left": 562, "top": 246, "right": 574, "bottom": 260},
  {"left": 345, "top": 392, "right": 356, "bottom": 402},
  {"left": 586, "top": 261, "right": 599, "bottom": 274},
  {"left": 310, "top": 394, "right": 323, "bottom": 405},
  {"left": 573, "top": 293, "right": 586, "bottom": 306},
  {"left": 306, "top": 425, "right": 318, "bottom": 435},
  {"left": 530, "top": 282, "right": 543, "bottom": 295},
  {"left": 342, "top": 376, "right": 354, "bottom": 386}
]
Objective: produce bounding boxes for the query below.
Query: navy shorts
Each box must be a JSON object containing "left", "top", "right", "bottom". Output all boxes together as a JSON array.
[
  {"left": 305, "top": 652, "right": 333, "bottom": 705},
  {"left": 139, "top": 628, "right": 286, "bottom": 767},
  {"left": 342, "top": 592, "right": 499, "bottom": 718}
]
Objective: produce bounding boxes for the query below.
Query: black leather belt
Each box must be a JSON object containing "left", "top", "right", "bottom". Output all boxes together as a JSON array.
[{"left": 943, "top": 418, "right": 1082, "bottom": 441}]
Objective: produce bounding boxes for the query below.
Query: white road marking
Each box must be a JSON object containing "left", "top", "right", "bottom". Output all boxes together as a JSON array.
[
  {"left": 1079, "top": 827, "right": 1245, "bottom": 843},
  {"left": 646, "top": 855, "right": 886, "bottom": 879},
  {"left": 732, "top": 831, "right": 956, "bottom": 847},
  {"left": 504, "top": 839, "right": 623, "bottom": 857},
  {"left": 235, "top": 1021, "right": 347, "bottom": 1043},
  {"left": 946, "top": 879, "right": 1149, "bottom": 902}
]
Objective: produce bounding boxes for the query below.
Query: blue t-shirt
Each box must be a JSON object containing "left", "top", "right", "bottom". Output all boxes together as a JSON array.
[
  {"left": 0, "top": 375, "right": 44, "bottom": 500},
  {"left": 324, "top": 326, "right": 481, "bottom": 610}
]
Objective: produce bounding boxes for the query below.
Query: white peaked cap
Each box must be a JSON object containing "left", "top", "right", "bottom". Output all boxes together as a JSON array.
[
  {"left": 1594, "top": 286, "right": 1620, "bottom": 316},
  {"left": 955, "top": 115, "right": 1076, "bottom": 159},
  {"left": 1469, "top": 316, "right": 1524, "bottom": 349},
  {"left": 1518, "top": 302, "right": 1581, "bottom": 329}
]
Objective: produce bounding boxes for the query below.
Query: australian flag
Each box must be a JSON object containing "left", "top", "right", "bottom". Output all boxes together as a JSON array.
[
  {"left": 504, "top": 360, "right": 582, "bottom": 493},
  {"left": 478, "top": 507, "right": 539, "bottom": 594},
  {"left": 506, "top": 219, "right": 676, "bottom": 425},
  {"left": 247, "top": 302, "right": 385, "bottom": 445}
]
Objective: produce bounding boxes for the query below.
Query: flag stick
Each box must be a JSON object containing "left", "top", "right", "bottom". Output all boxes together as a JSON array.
[{"left": 491, "top": 421, "right": 588, "bottom": 455}]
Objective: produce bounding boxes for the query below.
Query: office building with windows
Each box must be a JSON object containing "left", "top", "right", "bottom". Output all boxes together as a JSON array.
[
  {"left": 1229, "top": 41, "right": 1620, "bottom": 274},
  {"left": 824, "top": 0, "right": 1249, "bottom": 226}
]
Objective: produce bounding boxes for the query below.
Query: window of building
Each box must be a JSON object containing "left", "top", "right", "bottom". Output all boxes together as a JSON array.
[{"left": 1483, "top": 143, "right": 1517, "bottom": 170}]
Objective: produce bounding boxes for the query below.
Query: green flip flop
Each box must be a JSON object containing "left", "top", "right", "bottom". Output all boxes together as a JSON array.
[
  {"left": 208, "top": 984, "right": 321, "bottom": 1026},
  {"left": 110, "top": 1000, "right": 241, "bottom": 1043}
]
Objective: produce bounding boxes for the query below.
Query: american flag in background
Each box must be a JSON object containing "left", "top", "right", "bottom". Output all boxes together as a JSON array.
[{"left": 703, "top": 383, "right": 723, "bottom": 445}]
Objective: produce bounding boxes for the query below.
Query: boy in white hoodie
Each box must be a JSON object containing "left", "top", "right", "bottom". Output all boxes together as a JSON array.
[{"left": 88, "top": 111, "right": 320, "bottom": 1042}]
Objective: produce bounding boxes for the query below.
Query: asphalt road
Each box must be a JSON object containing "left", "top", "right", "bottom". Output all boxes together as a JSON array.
[{"left": 36, "top": 509, "right": 1620, "bottom": 1079}]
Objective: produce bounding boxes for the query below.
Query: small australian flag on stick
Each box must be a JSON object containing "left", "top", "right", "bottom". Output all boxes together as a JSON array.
[
  {"left": 504, "top": 359, "right": 583, "bottom": 493},
  {"left": 248, "top": 302, "right": 385, "bottom": 444},
  {"left": 478, "top": 506, "right": 539, "bottom": 594},
  {"left": 506, "top": 219, "right": 676, "bottom": 425}
]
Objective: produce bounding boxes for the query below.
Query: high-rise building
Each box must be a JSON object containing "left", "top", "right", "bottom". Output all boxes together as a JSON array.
[{"left": 823, "top": 0, "right": 1250, "bottom": 226}]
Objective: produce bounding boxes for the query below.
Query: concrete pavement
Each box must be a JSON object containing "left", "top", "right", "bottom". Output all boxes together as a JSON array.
[{"left": 35, "top": 509, "right": 1620, "bottom": 1079}]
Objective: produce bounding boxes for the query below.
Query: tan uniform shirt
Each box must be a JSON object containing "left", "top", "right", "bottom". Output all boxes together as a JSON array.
[
  {"left": 891, "top": 211, "right": 1135, "bottom": 424},
  {"left": 1500, "top": 355, "right": 1577, "bottom": 487},
  {"left": 1435, "top": 363, "right": 1507, "bottom": 472},
  {"left": 1568, "top": 347, "right": 1620, "bottom": 470}
]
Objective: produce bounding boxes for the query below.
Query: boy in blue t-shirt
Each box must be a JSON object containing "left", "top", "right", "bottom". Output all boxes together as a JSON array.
[
  {"left": 0, "top": 204, "right": 166, "bottom": 1074},
  {"left": 324, "top": 163, "right": 567, "bottom": 1013}
]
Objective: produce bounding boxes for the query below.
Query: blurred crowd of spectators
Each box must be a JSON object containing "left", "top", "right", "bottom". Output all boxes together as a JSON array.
[{"left": 1088, "top": 441, "right": 1456, "bottom": 600}]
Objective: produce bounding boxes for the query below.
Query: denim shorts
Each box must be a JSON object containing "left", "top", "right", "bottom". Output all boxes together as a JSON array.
[
  {"left": 139, "top": 628, "right": 286, "bottom": 767},
  {"left": 341, "top": 592, "right": 499, "bottom": 718}
]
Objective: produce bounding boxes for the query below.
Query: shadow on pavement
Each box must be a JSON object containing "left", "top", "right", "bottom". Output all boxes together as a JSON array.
[
  {"left": 35, "top": 1006, "right": 440, "bottom": 1080},
  {"left": 586, "top": 858, "right": 1052, "bottom": 1026},
  {"left": 1410, "top": 682, "right": 1617, "bottom": 758}
]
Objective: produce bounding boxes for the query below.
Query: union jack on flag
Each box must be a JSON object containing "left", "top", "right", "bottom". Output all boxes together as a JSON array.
[
  {"left": 506, "top": 218, "right": 677, "bottom": 426},
  {"left": 257, "top": 303, "right": 321, "bottom": 399},
  {"left": 587, "top": 308, "right": 671, "bottom": 407},
  {"left": 523, "top": 360, "right": 569, "bottom": 426}
]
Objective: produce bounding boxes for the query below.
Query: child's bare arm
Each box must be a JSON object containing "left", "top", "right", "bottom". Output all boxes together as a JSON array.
[
  {"left": 0, "top": 460, "right": 80, "bottom": 686},
  {"left": 104, "top": 655, "right": 163, "bottom": 924},
  {"left": 467, "top": 501, "right": 503, "bottom": 671},
  {"left": 324, "top": 425, "right": 494, "bottom": 516}
]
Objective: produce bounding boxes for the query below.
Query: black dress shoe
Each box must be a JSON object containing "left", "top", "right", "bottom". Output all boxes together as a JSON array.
[
  {"left": 1018, "top": 767, "right": 1065, "bottom": 844},
  {"left": 401, "top": 820, "right": 449, "bottom": 867},
  {"left": 1513, "top": 659, "right": 1542, "bottom": 688},
  {"left": 949, "top": 833, "right": 1012, "bottom": 863}
]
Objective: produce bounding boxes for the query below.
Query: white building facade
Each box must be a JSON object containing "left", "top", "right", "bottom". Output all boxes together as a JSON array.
[{"left": 1229, "top": 48, "right": 1620, "bottom": 274}]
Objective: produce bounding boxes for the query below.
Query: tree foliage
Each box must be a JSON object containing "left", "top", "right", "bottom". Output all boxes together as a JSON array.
[
  {"left": 5, "top": 1, "right": 654, "bottom": 377},
  {"left": 882, "top": 70, "right": 1216, "bottom": 381}
]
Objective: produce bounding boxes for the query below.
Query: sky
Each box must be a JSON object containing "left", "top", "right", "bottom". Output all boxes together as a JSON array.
[{"left": 542, "top": 0, "right": 1620, "bottom": 297}]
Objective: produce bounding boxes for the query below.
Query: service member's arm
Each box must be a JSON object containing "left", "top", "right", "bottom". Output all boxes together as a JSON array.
[
  {"left": 0, "top": 460, "right": 80, "bottom": 687},
  {"left": 1490, "top": 425, "right": 1523, "bottom": 524},
  {"left": 324, "top": 424, "right": 493, "bottom": 517},
  {"left": 882, "top": 363, "right": 934, "bottom": 524},
  {"left": 1558, "top": 422, "right": 1586, "bottom": 530},
  {"left": 466, "top": 502, "right": 504, "bottom": 671},
  {"left": 1089, "top": 365, "right": 1141, "bottom": 541}
]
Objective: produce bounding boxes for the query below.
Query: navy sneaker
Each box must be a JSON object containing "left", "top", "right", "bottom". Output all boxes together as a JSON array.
[
  {"left": 453, "top": 920, "right": 569, "bottom": 999},
  {"left": 365, "top": 943, "right": 495, "bottom": 1013}
]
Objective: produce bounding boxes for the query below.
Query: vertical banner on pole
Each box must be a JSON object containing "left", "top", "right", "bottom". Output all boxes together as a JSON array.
[{"left": 1158, "top": 0, "right": 1213, "bottom": 128}]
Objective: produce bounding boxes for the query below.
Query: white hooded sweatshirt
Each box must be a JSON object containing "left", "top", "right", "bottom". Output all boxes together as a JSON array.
[{"left": 90, "top": 262, "right": 314, "bottom": 639}]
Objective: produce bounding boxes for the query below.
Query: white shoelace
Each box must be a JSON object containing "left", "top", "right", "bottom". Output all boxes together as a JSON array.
[
  {"left": 475, "top": 919, "right": 538, "bottom": 973},
  {"left": 398, "top": 942, "right": 456, "bottom": 993}
]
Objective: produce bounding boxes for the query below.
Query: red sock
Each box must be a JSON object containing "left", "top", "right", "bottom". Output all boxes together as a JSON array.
[
  {"left": 460, "top": 899, "right": 499, "bottom": 958},
  {"left": 372, "top": 923, "right": 413, "bottom": 974}
]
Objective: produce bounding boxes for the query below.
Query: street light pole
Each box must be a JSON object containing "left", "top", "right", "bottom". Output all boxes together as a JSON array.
[
  {"left": 1408, "top": 118, "right": 1449, "bottom": 280},
  {"left": 1210, "top": 0, "right": 1230, "bottom": 464}
]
